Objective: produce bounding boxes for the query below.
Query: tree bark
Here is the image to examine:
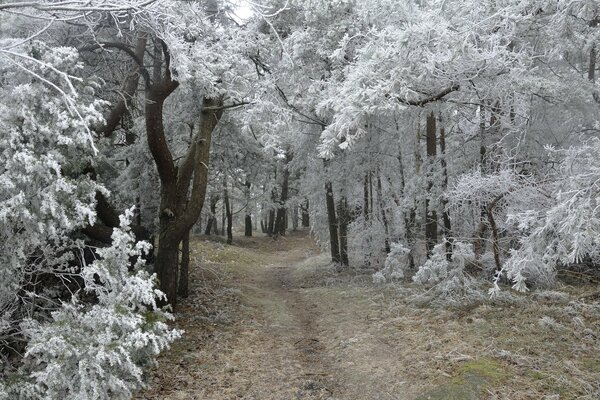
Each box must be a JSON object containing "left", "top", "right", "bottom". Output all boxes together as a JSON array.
[
  {"left": 363, "top": 173, "right": 370, "bottom": 221},
  {"left": 204, "top": 195, "right": 219, "bottom": 235},
  {"left": 244, "top": 180, "right": 252, "bottom": 236},
  {"left": 178, "top": 230, "right": 190, "bottom": 298},
  {"left": 224, "top": 177, "right": 233, "bottom": 245},
  {"left": 486, "top": 193, "right": 506, "bottom": 272},
  {"left": 337, "top": 196, "right": 349, "bottom": 266},
  {"left": 274, "top": 152, "right": 292, "bottom": 236},
  {"left": 267, "top": 185, "right": 277, "bottom": 236},
  {"left": 324, "top": 161, "right": 341, "bottom": 264},
  {"left": 325, "top": 180, "right": 341, "bottom": 264},
  {"left": 301, "top": 199, "right": 310, "bottom": 227},
  {"left": 376, "top": 173, "right": 391, "bottom": 254},
  {"left": 439, "top": 121, "right": 453, "bottom": 261},
  {"left": 148, "top": 62, "right": 223, "bottom": 307},
  {"left": 292, "top": 205, "right": 299, "bottom": 231},
  {"left": 425, "top": 111, "right": 438, "bottom": 256}
]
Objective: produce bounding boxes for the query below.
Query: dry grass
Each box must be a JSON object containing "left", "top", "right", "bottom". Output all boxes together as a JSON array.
[{"left": 136, "top": 231, "right": 600, "bottom": 400}]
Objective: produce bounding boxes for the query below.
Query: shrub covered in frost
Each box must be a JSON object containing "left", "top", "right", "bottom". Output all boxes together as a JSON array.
[
  {"left": 373, "top": 242, "right": 411, "bottom": 283},
  {"left": 1, "top": 211, "right": 180, "bottom": 400},
  {"left": 0, "top": 44, "right": 179, "bottom": 399},
  {"left": 409, "top": 242, "right": 485, "bottom": 305},
  {"left": 493, "top": 140, "right": 600, "bottom": 293},
  {"left": 413, "top": 242, "right": 474, "bottom": 285}
]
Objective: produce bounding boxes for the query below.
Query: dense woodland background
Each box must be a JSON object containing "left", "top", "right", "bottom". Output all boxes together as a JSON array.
[{"left": 1, "top": 0, "right": 600, "bottom": 398}]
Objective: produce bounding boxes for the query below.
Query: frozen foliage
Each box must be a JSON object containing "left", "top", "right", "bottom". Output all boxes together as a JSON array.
[
  {"left": 410, "top": 242, "right": 486, "bottom": 306},
  {"left": 497, "top": 140, "right": 600, "bottom": 292},
  {"left": 373, "top": 243, "right": 411, "bottom": 283},
  {"left": 28, "top": 211, "right": 179, "bottom": 399},
  {"left": 0, "top": 42, "right": 103, "bottom": 354},
  {"left": 0, "top": 42, "right": 179, "bottom": 399},
  {"left": 1, "top": 211, "right": 180, "bottom": 399},
  {"left": 413, "top": 242, "right": 474, "bottom": 286}
]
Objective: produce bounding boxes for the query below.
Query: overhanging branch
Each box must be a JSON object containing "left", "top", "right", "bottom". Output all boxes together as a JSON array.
[
  {"left": 79, "top": 41, "right": 150, "bottom": 87},
  {"left": 396, "top": 83, "right": 460, "bottom": 107}
]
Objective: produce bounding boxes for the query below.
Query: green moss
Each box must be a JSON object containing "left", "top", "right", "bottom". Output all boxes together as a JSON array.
[
  {"left": 417, "top": 358, "right": 509, "bottom": 400},
  {"left": 581, "top": 357, "right": 600, "bottom": 373},
  {"left": 527, "top": 370, "right": 546, "bottom": 380},
  {"left": 457, "top": 357, "right": 508, "bottom": 384}
]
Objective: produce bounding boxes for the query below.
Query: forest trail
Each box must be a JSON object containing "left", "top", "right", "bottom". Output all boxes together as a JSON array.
[
  {"left": 136, "top": 231, "right": 600, "bottom": 400},
  {"left": 135, "top": 231, "right": 421, "bottom": 399}
]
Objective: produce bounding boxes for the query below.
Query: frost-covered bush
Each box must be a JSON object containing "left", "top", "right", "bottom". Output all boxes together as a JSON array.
[
  {"left": 496, "top": 140, "right": 600, "bottom": 292},
  {"left": 411, "top": 242, "right": 486, "bottom": 306},
  {"left": 373, "top": 242, "right": 411, "bottom": 283},
  {"left": 0, "top": 43, "right": 179, "bottom": 399},
  {"left": 1, "top": 211, "right": 180, "bottom": 399},
  {"left": 0, "top": 42, "right": 104, "bottom": 355},
  {"left": 412, "top": 242, "right": 474, "bottom": 288},
  {"left": 413, "top": 242, "right": 474, "bottom": 285}
]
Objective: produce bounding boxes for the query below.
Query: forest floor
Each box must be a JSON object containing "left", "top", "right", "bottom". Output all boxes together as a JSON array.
[{"left": 135, "top": 231, "right": 600, "bottom": 400}]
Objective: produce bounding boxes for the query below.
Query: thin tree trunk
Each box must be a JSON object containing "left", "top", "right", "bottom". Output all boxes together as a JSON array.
[
  {"left": 396, "top": 143, "right": 414, "bottom": 267},
  {"left": 363, "top": 173, "right": 370, "bottom": 221},
  {"left": 274, "top": 152, "right": 292, "bottom": 235},
  {"left": 244, "top": 180, "right": 252, "bottom": 236},
  {"left": 486, "top": 193, "right": 506, "bottom": 272},
  {"left": 589, "top": 19, "right": 598, "bottom": 101},
  {"left": 338, "top": 196, "right": 349, "bottom": 266},
  {"left": 439, "top": 120, "right": 453, "bottom": 261},
  {"left": 267, "top": 181, "right": 277, "bottom": 236},
  {"left": 224, "top": 176, "right": 233, "bottom": 244},
  {"left": 324, "top": 159, "right": 341, "bottom": 264},
  {"left": 292, "top": 205, "right": 299, "bottom": 231},
  {"left": 425, "top": 111, "right": 438, "bottom": 256},
  {"left": 325, "top": 180, "right": 341, "bottom": 264},
  {"left": 376, "top": 173, "right": 391, "bottom": 254},
  {"left": 220, "top": 199, "right": 225, "bottom": 236},
  {"left": 204, "top": 195, "right": 218, "bottom": 235},
  {"left": 301, "top": 198, "right": 310, "bottom": 227}
]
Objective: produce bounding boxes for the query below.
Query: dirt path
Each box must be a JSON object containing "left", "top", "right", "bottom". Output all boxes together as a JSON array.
[{"left": 136, "top": 231, "right": 600, "bottom": 400}]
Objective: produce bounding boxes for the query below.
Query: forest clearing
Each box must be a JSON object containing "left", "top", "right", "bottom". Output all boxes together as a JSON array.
[{"left": 136, "top": 232, "right": 600, "bottom": 400}]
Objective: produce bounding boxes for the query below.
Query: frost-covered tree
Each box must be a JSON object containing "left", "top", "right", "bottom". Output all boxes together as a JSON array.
[{"left": 0, "top": 5, "right": 179, "bottom": 398}]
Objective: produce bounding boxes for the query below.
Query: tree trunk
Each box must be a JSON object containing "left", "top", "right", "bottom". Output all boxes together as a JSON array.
[
  {"left": 155, "top": 239, "right": 179, "bottom": 307},
  {"left": 301, "top": 199, "right": 310, "bottom": 227},
  {"left": 204, "top": 195, "right": 219, "bottom": 235},
  {"left": 396, "top": 141, "right": 414, "bottom": 268},
  {"left": 439, "top": 121, "right": 453, "bottom": 261},
  {"left": 486, "top": 194, "right": 506, "bottom": 272},
  {"left": 292, "top": 205, "right": 299, "bottom": 231},
  {"left": 244, "top": 180, "right": 252, "bottom": 236},
  {"left": 589, "top": 17, "right": 598, "bottom": 101},
  {"left": 363, "top": 173, "right": 370, "bottom": 221},
  {"left": 149, "top": 85, "right": 222, "bottom": 306},
  {"left": 220, "top": 200, "right": 225, "bottom": 236},
  {"left": 337, "top": 196, "right": 349, "bottom": 266},
  {"left": 267, "top": 186, "right": 277, "bottom": 236},
  {"left": 376, "top": 173, "right": 391, "bottom": 254},
  {"left": 274, "top": 152, "right": 292, "bottom": 236},
  {"left": 224, "top": 177, "right": 233, "bottom": 245},
  {"left": 267, "top": 209, "right": 275, "bottom": 236},
  {"left": 178, "top": 230, "right": 190, "bottom": 298},
  {"left": 324, "top": 161, "right": 341, "bottom": 264},
  {"left": 245, "top": 215, "right": 252, "bottom": 236},
  {"left": 425, "top": 111, "right": 438, "bottom": 256}
]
